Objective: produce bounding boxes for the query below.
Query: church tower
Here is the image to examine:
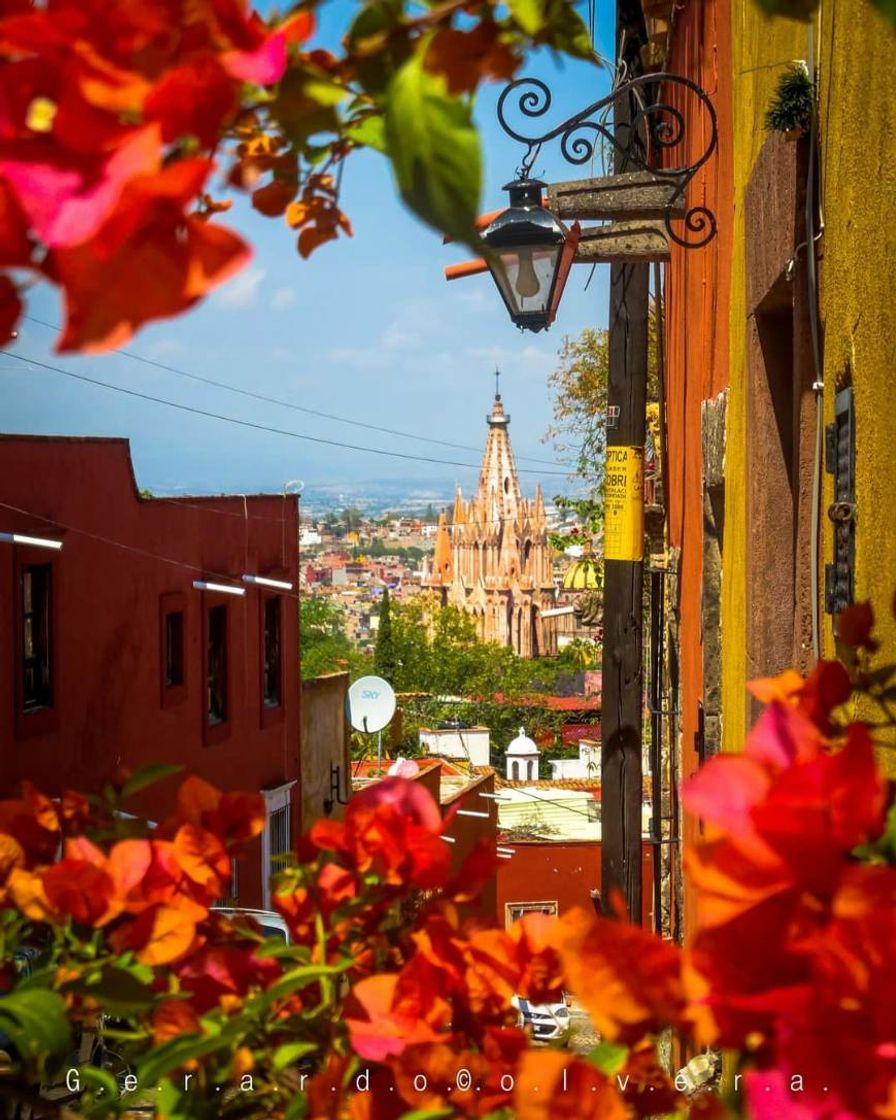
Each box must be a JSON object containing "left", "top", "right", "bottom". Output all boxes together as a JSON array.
[{"left": 423, "top": 378, "right": 557, "bottom": 657}]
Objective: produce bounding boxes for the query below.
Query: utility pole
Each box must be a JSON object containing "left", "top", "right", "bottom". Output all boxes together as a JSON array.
[{"left": 600, "top": 4, "right": 650, "bottom": 924}]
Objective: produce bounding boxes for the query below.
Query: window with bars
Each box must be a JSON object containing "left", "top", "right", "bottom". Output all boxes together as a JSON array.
[
  {"left": 269, "top": 806, "right": 291, "bottom": 871},
  {"left": 506, "top": 901, "right": 558, "bottom": 928},
  {"left": 263, "top": 596, "right": 281, "bottom": 707},
  {"left": 22, "top": 564, "right": 52, "bottom": 711},
  {"left": 164, "top": 610, "right": 184, "bottom": 688},
  {"left": 207, "top": 605, "right": 228, "bottom": 724},
  {"left": 261, "top": 783, "right": 296, "bottom": 909}
]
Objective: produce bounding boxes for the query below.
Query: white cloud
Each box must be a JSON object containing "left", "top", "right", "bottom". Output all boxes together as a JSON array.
[
  {"left": 381, "top": 323, "right": 420, "bottom": 350},
  {"left": 141, "top": 338, "right": 186, "bottom": 360},
  {"left": 217, "top": 266, "right": 266, "bottom": 309},
  {"left": 463, "top": 343, "right": 556, "bottom": 376},
  {"left": 271, "top": 287, "right": 296, "bottom": 310}
]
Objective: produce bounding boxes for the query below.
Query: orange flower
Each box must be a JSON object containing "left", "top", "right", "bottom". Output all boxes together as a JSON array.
[
  {"left": 552, "top": 906, "right": 685, "bottom": 1043},
  {"left": 513, "top": 1051, "right": 628, "bottom": 1120},
  {"left": 311, "top": 778, "right": 451, "bottom": 891},
  {"left": 152, "top": 999, "right": 203, "bottom": 1045},
  {"left": 175, "top": 777, "right": 266, "bottom": 848},
  {"left": 344, "top": 969, "right": 451, "bottom": 1061}
]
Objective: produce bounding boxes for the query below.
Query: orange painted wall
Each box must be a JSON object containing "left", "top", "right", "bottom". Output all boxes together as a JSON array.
[{"left": 663, "top": 0, "right": 734, "bottom": 790}]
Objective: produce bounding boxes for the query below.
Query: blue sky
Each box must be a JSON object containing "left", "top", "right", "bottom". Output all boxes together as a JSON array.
[{"left": 2, "top": 1, "right": 615, "bottom": 504}]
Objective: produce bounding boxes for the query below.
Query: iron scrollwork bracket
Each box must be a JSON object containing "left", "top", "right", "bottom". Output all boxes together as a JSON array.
[{"left": 496, "top": 73, "right": 719, "bottom": 249}]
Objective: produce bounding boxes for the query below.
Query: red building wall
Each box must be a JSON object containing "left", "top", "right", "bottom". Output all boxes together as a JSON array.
[
  {"left": 662, "top": 0, "right": 734, "bottom": 937},
  {"left": 497, "top": 841, "right": 654, "bottom": 928},
  {"left": 0, "top": 436, "right": 300, "bottom": 908}
]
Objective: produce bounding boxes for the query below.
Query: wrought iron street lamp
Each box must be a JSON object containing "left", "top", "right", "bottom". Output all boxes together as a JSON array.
[
  {"left": 473, "top": 73, "right": 718, "bottom": 332},
  {"left": 482, "top": 178, "right": 580, "bottom": 333}
]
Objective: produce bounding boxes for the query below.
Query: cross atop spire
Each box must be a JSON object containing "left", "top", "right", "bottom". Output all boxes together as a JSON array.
[{"left": 494, "top": 367, "right": 501, "bottom": 400}]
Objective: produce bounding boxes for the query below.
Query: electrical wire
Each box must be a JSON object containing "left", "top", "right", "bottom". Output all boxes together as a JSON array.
[
  {"left": 2, "top": 349, "right": 570, "bottom": 477},
  {"left": 0, "top": 498, "right": 310, "bottom": 604},
  {"left": 20, "top": 315, "right": 568, "bottom": 470}
]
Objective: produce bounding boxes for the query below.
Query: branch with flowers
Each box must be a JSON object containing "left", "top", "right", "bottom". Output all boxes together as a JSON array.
[
  {"left": 2, "top": 598, "right": 896, "bottom": 1119},
  {"left": 0, "top": 0, "right": 596, "bottom": 353}
]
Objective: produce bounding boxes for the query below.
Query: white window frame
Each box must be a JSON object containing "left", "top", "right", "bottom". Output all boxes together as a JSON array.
[
  {"left": 505, "top": 900, "right": 559, "bottom": 929},
  {"left": 261, "top": 781, "right": 296, "bottom": 909}
]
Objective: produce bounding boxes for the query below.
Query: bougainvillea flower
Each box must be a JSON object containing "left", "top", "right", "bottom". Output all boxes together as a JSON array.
[
  {"left": 174, "top": 777, "right": 266, "bottom": 848},
  {"left": 110, "top": 897, "right": 206, "bottom": 966},
  {"left": 836, "top": 600, "right": 878, "bottom": 651},
  {"left": 513, "top": 1050, "right": 628, "bottom": 1120},
  {"left": 311, "top": 778, "right": 451, "bottom": 890},
  {"left": 552, "top": 906, "right": 685, "bottom": 1042},
  {"left": 747, "top": 660, "right": 852, "bottom": 737},
  {"left": 176, "top": 943, "right": 282, "bottom": 1014},
  {"left": 151, "top": 999, "right": 203, "bottom": 1045},
  {"left": 0, "top": 782, "right": 61, "bottom": 866},
  {"left": 53, "top": 163, "right": 249, "bottom": 352},
  {"left": 508, "top": 911, "right": 566, "bottom": 1004},
  {"left": 343, "top": 971, "right": 450, "bottom": 1061},
  {"left": 172, "top": 823, "right": 231, "bottom": 901}
]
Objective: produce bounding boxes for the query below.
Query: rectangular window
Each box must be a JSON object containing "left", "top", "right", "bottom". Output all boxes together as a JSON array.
[
  {"left": 506, "top": 901, "right": 559, "bottom": 928},
  {"left": 207, "top": 605, "right": 228, "bottom": 724},
  {"left": 263, "top": 597, "right": 281, "bottom": 707},
  {"left": 22, "top": 564, "right": 52, "bottom": 711},
  {"left": 269, "top": 805, "right": 291, "bottom": 871},
  {"left": 261, "top": 783, "right": 296, "bottom": 909},
  {"left": 164, "top": 610, "right": 184, "bottom": 688}
]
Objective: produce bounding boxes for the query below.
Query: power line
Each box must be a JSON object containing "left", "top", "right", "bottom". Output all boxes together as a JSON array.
[
  {"left": 20, "top": 316, "right": 570, "bottom": 470},
  {"left": 3, "top": 349, "right": 570, "bottom": 477}
]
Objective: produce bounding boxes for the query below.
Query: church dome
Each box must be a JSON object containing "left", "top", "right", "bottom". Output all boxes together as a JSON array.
[
  {"left": 507, "top": 727, "right": 538, "bottom": 755},
  {"left": 562, "top": 558, "right": 600, "bottom": 590}
]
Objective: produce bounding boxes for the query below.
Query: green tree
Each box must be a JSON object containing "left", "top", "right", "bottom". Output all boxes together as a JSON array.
[
  {"left": 370, "top": 537, "right": 386, "bottom": 557},
  {"left": 300, "top": 595, "right": 370, "bottom": 680},
  {"left": 374, "top": 587, "right": 397, "bottom": 681},
  {"left": 341, "top": 507, "right": 363, "bottom": 533},
  {"left": 544, "top": 302, "right": 661, "bottom": 484}
]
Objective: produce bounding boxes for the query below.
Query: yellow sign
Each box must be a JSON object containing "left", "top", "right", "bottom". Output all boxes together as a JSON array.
[{"left": 604, "top": 446, "right": 644, "bottom": 562}]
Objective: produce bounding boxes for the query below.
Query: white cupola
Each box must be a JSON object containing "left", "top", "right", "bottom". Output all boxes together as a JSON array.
[{"left": 506, "top": 727, "right": 539, "bottom": 782}]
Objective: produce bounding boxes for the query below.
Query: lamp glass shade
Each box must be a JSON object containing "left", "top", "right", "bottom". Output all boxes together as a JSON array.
[
  {"left": 490, "top": 242, "right": 563, "bottom": 329},
  {"left": 482, "top": 179, "right": 574, "bottom": 332}
]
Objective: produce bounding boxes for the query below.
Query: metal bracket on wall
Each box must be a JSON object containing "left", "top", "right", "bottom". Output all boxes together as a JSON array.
[
  {"left": 496, "top": 72, "right": 719, "bottom": 249},
  {"left": 323, "top": 762, "right": 350, "bottom": 815}
]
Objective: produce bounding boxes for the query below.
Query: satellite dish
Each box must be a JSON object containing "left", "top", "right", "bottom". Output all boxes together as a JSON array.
[{"left": 347, "top": 675, "right": 396, "bottom": 734}]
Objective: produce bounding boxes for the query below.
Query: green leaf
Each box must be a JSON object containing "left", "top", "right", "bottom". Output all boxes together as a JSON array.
[
  {"left": 83, "top": 966, "right": 157, "bottom": 1013},
  {"left": 541, "top": 0, "right": 595, "bottom": 60},
  {"left": 120, "top": 764, "right": 183, "bottom": 803},
  {"left": 136, "top": 1029, "right": 238, "bottom": 1088},
  {"left": 0, "top": 989, "right": 71, "bottom": 1062},
  {"left": 345, "top": 114, "right": 388, "bottom": 154},
  {"left": 398, "top": 1110, "right": 455, "bottom": 1120},
  {"left": 384, "top": 53, "right": 482, "bottom": 247},
  {"left": 285, "top": 1092, "right": 310, "bottom": 1120},
  {"left": 585, "top": 1041, "right": 629, "bottom": 1076},
  {"left": 78, "top": 1064, "right": 121, "bottom": 1102},
  {"left": 272, "top": 1042, "right": 318, "bottom": 1071},
  {"left": 507, "top": 0, "right": 546, "bottom": 36},
  {"left": 263, "top": 961, "right": 348, "bottom": 1005}
]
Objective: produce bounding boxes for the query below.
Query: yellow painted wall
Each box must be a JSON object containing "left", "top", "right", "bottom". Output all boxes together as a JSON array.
[
  {"left": 816, "top": 2, "right": 896, "bottom": 768},
  {"left": 721, "top": 1, "right": 896, "bottom": 764},
  {"left": 721, "top": 5, "right": 805, "bottom": 753}
]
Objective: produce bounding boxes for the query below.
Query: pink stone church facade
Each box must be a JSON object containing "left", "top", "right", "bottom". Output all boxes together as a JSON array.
[{"left": 422, "top": 392, "right": 558, "bottom": 658}]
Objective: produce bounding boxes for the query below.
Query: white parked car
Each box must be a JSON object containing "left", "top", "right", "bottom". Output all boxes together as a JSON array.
[
  {"left": 210, "top": 907, "right": 290, "bottom": 943},
  {"left": 512, "top": 995, "right": 571, "bottom": 1042}
]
